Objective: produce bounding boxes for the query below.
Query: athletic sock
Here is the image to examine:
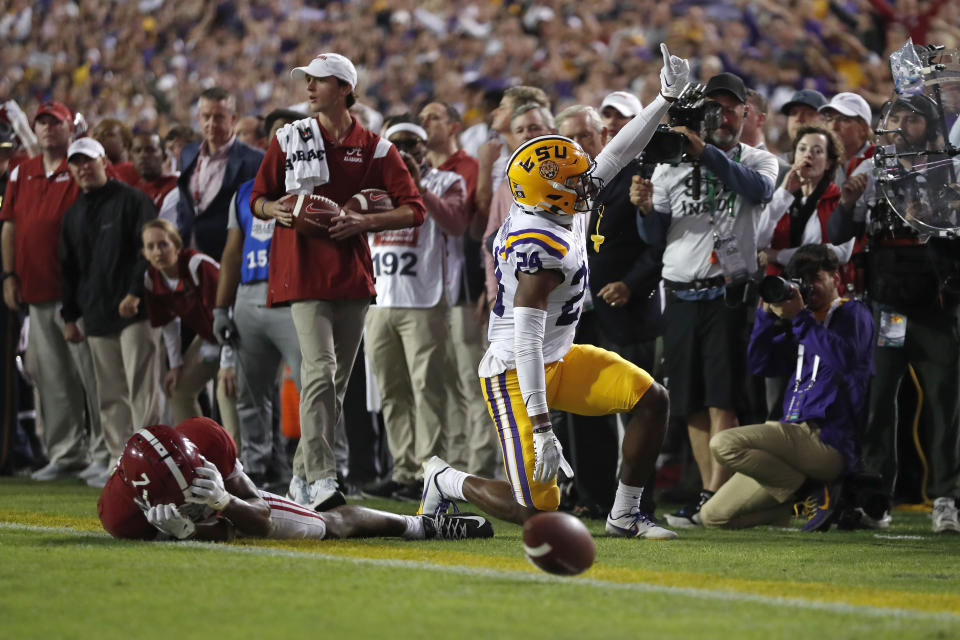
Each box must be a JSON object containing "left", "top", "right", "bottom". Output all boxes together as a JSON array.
[
  {"left": 400, "top": 515, "right": 425, "bottom": 540},
  {"left": 436, "top": 467, "right": 469, "bottom": 501},
  {"left": 610, "top": 482, "right": 645, "bottom": 518}
]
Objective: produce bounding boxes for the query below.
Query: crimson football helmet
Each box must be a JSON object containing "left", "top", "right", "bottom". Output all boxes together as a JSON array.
[{"left": 119, "top": 424, "right": 204, "bottom": 511}]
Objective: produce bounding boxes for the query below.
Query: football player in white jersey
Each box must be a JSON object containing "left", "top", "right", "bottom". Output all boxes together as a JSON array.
[{"left": 418, "top": 44, "right": 691, "bottom": 539}]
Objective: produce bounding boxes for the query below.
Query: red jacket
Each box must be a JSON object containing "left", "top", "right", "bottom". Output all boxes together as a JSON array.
[
  {"left": 766, "top": 183, "right": 841, "bottom": 276},
  {"left": 250, "top": 117, "right": 424, "bottom": 306},
  {"left": 0, "top": 155, "right": 80, "bottom": 303},
  {"left": 143, "top": 249, "right": 219, "bottom": 342},
  {"left": 438, "top": 149, "right": 478, "bottom": 210},
  {"left": 134, "top": 174, "right": 178, "bottom": 211}
]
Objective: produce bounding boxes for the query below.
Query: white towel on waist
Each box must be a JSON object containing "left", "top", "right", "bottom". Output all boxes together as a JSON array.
[{"left": 277, "top": 117, "right": 329, "bottom": 195}]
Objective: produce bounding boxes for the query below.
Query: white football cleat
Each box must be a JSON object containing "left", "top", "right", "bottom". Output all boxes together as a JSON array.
[
  {"left": 418, "top": 456, "right": 454, "bottom": 516},
  {"left": 606, "top": 508, "right": 678, "bottom": 540}
]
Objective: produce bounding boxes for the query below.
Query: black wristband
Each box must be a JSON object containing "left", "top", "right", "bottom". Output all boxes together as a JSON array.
[
  {"left": 0, "top": 271, "right": 16, "bottom": 282},
  {"left": 531, "top": 425, "right": 552, "bottom": 434}
]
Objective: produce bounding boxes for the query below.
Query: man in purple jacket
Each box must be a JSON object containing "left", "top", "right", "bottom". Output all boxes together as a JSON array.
[{"left": 698, "top": 244, "right": 875, "bottom": 530}]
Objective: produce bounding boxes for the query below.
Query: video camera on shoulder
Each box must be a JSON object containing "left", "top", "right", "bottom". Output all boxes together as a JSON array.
[
  {"left": 758, "top": 275, "right": 811, "bottom": 305},
  {"left": 641, "top": 84, "right": 724, "bottom": 165}
]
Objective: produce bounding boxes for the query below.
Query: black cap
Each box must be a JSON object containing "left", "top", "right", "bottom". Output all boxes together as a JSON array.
[
  {"left": 704, "top": 72, "right": 746, "bottom": 103},
  {"left": 0, "top": 122, "right": 16, "bottom": 150},
  {"left": 263, "top": 108, "right": 309, "bottom": 134},
  {"left": 780, "top": 89, "right": 827, "bottom": 115},
  {"left": 892, "top": 95, "right": 938, "bottom": 123}
]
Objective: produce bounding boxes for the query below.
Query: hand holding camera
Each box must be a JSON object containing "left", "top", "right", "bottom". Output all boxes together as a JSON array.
[
  {"left": 630, "top": 175, "right": 654, "bottom": 215},
  {"left": 759, "top": 275, "right": 808, "bottom": 320},
  {"left": 671, "top": 125, "right": 706, "bottom": 159}
]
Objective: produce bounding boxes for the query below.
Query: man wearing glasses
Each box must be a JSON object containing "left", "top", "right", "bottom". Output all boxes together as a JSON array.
[{"left": 363, "top": 117, "right": 469, "bottom": 501}]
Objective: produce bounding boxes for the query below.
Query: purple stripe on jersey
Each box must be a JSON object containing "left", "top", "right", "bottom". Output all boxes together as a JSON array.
[
  {"left": 503, "top": 236, "right": 565, "bottom": 260},
  {"left": 498, "top": 373, "right": 534, "bottom": 507},
  {"left": 484, "top": 376, "right": 515, "bottom": 491}
]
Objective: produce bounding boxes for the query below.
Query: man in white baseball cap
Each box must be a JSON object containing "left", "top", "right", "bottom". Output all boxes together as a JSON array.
[
  {"left": 819, "top": 91, "right": 875, "bottom": 200},
  {"left": 291, "top": 53, "right": 359, "bottom": 108},
  {"left": 67, "top": 137, "right": 106, "bottom": 159},
  {"left": 62, "top": 133, "right": 164, "bottom": 488},
  {"left": 600, "top": 90, "right": 643, "bottom": 136},
  {"left": 251, "top": 51, "right": 425, "bottom": 513}
]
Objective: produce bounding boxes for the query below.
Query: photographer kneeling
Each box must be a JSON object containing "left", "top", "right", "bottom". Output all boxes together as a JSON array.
[{"left": 699, "top": 245, "right": 875, "bottom": 530}]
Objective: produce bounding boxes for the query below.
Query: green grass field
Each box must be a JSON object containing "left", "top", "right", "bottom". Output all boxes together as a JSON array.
[{"left": 1, "top": 477, "right": 958, "bottom": 640}]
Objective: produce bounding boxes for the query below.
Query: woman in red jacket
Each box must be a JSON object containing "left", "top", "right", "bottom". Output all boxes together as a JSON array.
[
  {"left": 757, "top": 126, "right": 854, "bottom": 275},
  {"left": 121, "top": 219, "right": 239, "bottom": 446}
]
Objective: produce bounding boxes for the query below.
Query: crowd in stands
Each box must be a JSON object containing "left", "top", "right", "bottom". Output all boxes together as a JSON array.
[
  {"left": 2, "top": 0, "right": 960, "bottom": 536},
  {"left": 3, "top": 1, "right": 960, "bottom": 153}
]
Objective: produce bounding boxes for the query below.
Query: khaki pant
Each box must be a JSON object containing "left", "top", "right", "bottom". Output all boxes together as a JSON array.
[
  {"left": 290, "top": 298, "right": 369, "bottom": 482},
  {"left": 700, "top": 421, "right": 844, "bottom": 529},
  {"left": 444, "top": 303, "right": 499, "bottom": 476},
  {"left": 168, "top": 336, "right": 239, "bottom": 450},
  {"left": 87, "top": 320, "right": 164, "bottom": 460},
  {"left": 365, "top": 300, "right": 451, "bottom": 484},
  {"left": 26, "top": 303, "right": 104, "bottom": 468}
]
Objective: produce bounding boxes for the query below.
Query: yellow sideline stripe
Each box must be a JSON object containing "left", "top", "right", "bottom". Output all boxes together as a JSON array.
[
  {"left": 4, "top": 510, "right": 958, "bottom": 615},
  {"left": 240, "top": 538, "right": 960, "bottom": 615},
  {"left": 0, "top": 509, "right": 104, "bottom": 533}
]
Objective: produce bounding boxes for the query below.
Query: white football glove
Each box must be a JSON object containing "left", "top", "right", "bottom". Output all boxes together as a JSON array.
[
  {"left": 185, "top": 457, "right": 231, "bottom": 511},
  {"left": 532, "top": 426, "right": 574, "bottom": 483},
  {"left": 659, "top": 43, "right": 690, "bottom": 100},
  {"left": 145, "top": 503, "right": 196, "bottom": 540}
]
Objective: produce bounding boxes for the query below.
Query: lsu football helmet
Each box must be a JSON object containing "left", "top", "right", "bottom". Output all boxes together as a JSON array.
[
  {"left": 506, "top": 135, "right": 600, "bottom": 220},
  {"left": 119, "top": 424, "right": 204, "bottom": 512}
]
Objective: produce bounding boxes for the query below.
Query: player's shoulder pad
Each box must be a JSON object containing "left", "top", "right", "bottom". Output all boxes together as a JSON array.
[{"left": 499, "top": 224, "right": 571, "bottom": 272}]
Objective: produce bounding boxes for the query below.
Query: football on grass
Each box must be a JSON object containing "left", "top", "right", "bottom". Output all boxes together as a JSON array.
[
  {"left": 291, "top": 193, "right": 342, "bottom": 237},
  {"left": 522, "top": 511, "right": 595, "bottom": 576},
  {"left": 344, "top": 188, "right": 394, "bottom": 213}
]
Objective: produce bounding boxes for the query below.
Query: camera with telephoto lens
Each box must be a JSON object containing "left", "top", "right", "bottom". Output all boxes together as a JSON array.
[
  {"left": 758, "top": 275, "right": 810, "bottom": 305},
  {"left": 640, "top": 84, "right": 724, "bottom": 165}
]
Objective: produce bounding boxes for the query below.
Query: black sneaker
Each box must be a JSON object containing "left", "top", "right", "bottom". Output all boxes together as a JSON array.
[
  {"left": 664, "top": 490, "right": 713, "bottom": 528},
  {"left": 361, "top": 478, "right": 403, "bottom": 499},
  {"left": 422, "top": 512, "right": 494, "bottom": 540},
  {"left": 391, "top": 481, "right": 422, "bottom": 503}
]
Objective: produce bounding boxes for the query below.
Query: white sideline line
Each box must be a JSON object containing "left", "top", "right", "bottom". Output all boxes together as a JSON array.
[{"left": 3, "top": 521, "right": 957, "bottom": 622}]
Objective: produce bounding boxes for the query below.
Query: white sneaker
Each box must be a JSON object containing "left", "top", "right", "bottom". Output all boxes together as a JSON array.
[
  {"left": 855, "top": 507, "right": 892, "bottom": 529},
  {"left": 418, "top": 456, "right": 453, "bottom": 516},
  {"left": 307, "top": 477, "right": 346, "bottom": 512},
  {"left": 77, "top": 460, "right": 108, "bottom": 481},
  {"left": 606, "top": 509, "right": 679, "bottom": 540},
  {"left": 31, "top": 462, "right": 76, "bottom": 482},
  {"left": 85, "top": 468, "right": 112, "bottom": 488},
  {"left": 287, "top": 476, "right": 308, "bottom": 506},
  {"left": 932, "top": 497, "right": 960, "bottom": 533}
]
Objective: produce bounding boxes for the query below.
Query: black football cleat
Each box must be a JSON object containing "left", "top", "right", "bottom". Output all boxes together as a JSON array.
[{"left": 422, "top": 512, "right": 494, "bottom": 540}]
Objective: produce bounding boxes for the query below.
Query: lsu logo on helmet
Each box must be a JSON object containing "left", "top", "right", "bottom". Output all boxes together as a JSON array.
[{"left": 507, "top": 135, "right": 598, "bottom": 218}]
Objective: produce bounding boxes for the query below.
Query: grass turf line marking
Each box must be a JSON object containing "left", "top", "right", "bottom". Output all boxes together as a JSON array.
[
  {"left": 2, "top": 521, "right": 957, "bottom": 621},
  {"left": 873, "top": 534, "right": 926, "bottom": 540}
]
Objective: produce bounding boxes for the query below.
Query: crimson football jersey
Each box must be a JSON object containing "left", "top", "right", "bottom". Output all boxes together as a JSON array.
[{"left": 98, "top": 418, "right": 238, "bottom": 539}]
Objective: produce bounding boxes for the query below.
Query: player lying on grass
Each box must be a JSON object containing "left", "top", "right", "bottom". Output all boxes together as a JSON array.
[
  {"left": 98, "top": 417, "right": 492, "bottom": 542},
  {"left": 417, "top": 43, "right": 690, "bottom": 540}
]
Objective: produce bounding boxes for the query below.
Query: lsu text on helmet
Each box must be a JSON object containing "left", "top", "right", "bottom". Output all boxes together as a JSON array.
[
  {"left": 119, "top": 424, "right": 204, "bottom": 512},
  {"left": 507, "top": 135, "right": 599, "bottom": 219}
]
